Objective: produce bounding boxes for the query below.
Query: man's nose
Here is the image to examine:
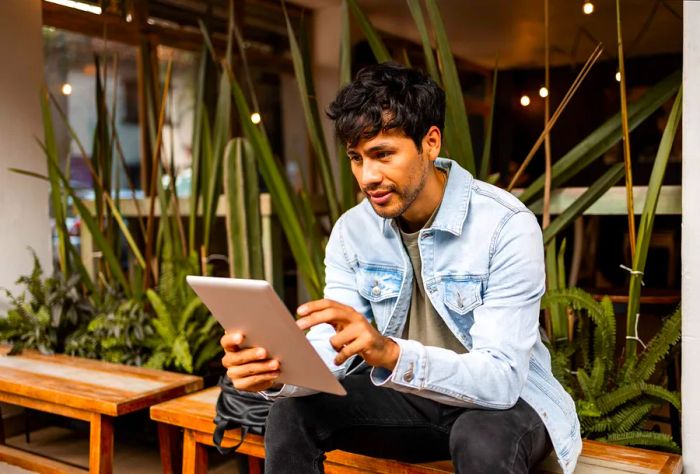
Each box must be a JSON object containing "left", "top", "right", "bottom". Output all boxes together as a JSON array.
[{"left": 360, "top": 161, "right": 383, "bottom": 188}]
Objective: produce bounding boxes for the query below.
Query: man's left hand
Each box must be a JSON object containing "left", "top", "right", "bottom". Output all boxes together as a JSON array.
[{"left": 296, "top": 299, "right": 399, "bottom": 370}]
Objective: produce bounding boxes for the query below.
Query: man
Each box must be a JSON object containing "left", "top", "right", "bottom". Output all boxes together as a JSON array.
[{"left": 220, "top": 63, "right": 581, "bottom": 473}]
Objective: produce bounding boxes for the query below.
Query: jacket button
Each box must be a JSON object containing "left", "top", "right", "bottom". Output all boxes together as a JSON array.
[
  {"left": 403, "top": 370, "right": 414, "bottom": 382},
  {"left": 371, "top": 286, "right": 381, "bottom": 297}
]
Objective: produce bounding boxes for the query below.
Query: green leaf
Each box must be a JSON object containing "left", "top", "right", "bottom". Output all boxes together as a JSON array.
[
  {"left": 346, "top": 0, "right": 391, "bottom": 63},
  {"left": 172, "top": 334, "right": 193, "bottom": 373},
  {"left": 629, "top": 307, "right": 681, "bottom": 383},
  {"left": 542, "top": 163, "right": 625, "bottom": 246},
  {"left": 406, "top": 0, "right": 440, "bottom": 85},
  {"left": 228, "top": 68, "right": 324, "bottom": 298},
  {"left": 518, "top": 70, "right": 681, "bottom": 205},
  {"left": 40, "top": 88, "right": 70, "bottom": 276},
  {"left": 597, "top": 431, "right": 680, "bottom": 453},
  {"left": 625, "top": 88, "right": 682, "bottom": 362},
  {"left": 283, "top": 6, "right": 340, "bottom": 223},
  {"left": 480, "top": 63, "right": 498, "bottom": 180},
  {"left": 424, "top": 0, "right": 475, "bottom": 172},
  {"left": 146, "top": 289, "right": 176, "bottom": 342}
]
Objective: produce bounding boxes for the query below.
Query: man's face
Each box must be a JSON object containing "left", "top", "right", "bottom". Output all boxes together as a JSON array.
[{"left": 346, "top": 129, "right": 433, "bottom": 219}]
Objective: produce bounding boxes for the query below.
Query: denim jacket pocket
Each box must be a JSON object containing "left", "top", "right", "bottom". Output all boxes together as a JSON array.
[
  {"left": 443, "top": 280, "right": 482, "bottom": 314},
  {"left": 356, "top": 264, "right": 402, "bottom": 303}
]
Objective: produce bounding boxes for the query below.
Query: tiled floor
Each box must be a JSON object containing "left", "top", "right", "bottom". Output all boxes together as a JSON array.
[{"left": 2, "top": 425, "right": 242, "bottom": 473}]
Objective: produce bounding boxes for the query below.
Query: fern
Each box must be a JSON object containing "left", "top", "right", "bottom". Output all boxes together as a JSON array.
[
  {"left": 589, "top": 402, "right": 655, "bottom": 434},
  {"left": 596, "top": 384, "right": 644, "bottom": 415},
  {"left": 627, "top": 307, "right": 681, "bottom": 383},
  {"left": 641, "top": 383, "right": 681, "bottom": 411},
  {"left": 597, "top": 431, "right": 680, "bottom": 453},
  {"left": 596, "top": 382, "right": 681, "bottom": 414},
  {"left": 588, "top": 357, "right": 606, "bottom": 400}
]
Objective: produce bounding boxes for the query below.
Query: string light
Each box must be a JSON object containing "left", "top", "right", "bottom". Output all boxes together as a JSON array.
[
  {"left": 520, "top": 95, "right": 531, "bottom": 107},
  {"left": 615, "top": 71, "right": 621, "bottom": 82},
  {"left": 583, "top": 1, "right": 594, "bottom": 15},
  {"left": 251, "top": 112, "right": 262, "bottom": 124},
  {"left": 61, "top": 83, "right": 73, "bottom": 96},
  {"left": 539, "top": 87, "right": 549, "bottom": 98}
]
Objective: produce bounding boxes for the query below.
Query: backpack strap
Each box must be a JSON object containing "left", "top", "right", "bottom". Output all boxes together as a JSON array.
[{"left": 213, "top": 424, "right": 250, "bottom": 455}]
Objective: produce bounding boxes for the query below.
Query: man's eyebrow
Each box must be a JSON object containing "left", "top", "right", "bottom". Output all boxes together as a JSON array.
[{"left": 366, "top": 143, "right": 395, "bottom": 152}]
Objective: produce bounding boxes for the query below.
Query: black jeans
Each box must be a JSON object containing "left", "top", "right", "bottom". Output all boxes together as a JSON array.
[{"left": 264, "top": 372, "right": 552, "bottom": 473}]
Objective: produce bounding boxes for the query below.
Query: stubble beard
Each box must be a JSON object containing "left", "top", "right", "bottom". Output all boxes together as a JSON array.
[{"left": 367, "top": 160, "right": 430, "bottom": 220}]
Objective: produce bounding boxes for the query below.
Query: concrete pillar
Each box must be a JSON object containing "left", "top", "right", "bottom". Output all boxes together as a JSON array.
[
  {"left": 683, "top": 1, "right": 698, "bottom": 470},
  {"left": 0, "top": 0, "right": 51, "bottom": 310}
]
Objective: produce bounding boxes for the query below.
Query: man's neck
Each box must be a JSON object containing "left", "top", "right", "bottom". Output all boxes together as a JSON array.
[{"left": 398, "top": 167, "right": 447, "bottom": 233}]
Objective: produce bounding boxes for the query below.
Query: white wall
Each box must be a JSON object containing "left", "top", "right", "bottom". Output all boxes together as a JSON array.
[
  {"left": 0, "top": 0, "right": 51, "bottom": 309},
  {"left": 683, "top": 0, "right": 698, "bottom": 470}
]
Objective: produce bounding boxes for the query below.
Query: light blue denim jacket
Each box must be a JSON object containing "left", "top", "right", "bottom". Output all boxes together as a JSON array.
[{"left": 266, "top": 158, "right": 581, "bottom": 472}]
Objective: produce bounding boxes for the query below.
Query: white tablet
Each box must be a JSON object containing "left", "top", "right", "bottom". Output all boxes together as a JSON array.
[{"left": 186, "top": 275, "right": 347, "bottom": 396}]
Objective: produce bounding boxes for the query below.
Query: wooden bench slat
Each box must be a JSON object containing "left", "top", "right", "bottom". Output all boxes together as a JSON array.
[
  {"left": 151, "top": 387, "right": 683, "bottom": 474},
  {"left": 0, "top": 444, "right": 87, "bottom": 474}
]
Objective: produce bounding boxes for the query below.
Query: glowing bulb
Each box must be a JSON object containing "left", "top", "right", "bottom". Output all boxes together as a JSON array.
[
  {"left": 583, "top": 2, "right": 594, "bottom": 14},
  {"left": 615, "top": 71, "right": 621, "bottom": 82},
  {"left": 539, "top": 87, "right": 549, "bottom": 98},
  {"left": 61, "top": 83, "right": 72, "bottom": 96},
  {"left": 251, "top": 112, "right": 262, "bottom": 124},
  {"left": 520, "top": 95, "right": 531, "bottom": 107},
  {"left": 126, "top": 13, "right": 132, "bottom": 22}
]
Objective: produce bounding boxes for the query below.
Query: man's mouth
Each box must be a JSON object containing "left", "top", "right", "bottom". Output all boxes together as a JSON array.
[{"left": 367, "top": 190, "right": 393, "bottom": 205}]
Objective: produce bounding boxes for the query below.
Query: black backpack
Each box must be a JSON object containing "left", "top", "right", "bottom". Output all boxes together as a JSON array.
[{"left": 212, "top": 375, "right": 273, "bottom": 454}]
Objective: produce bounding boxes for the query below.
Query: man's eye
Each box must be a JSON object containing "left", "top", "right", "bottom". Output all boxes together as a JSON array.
[
  {"left": 377, "top": 152, "right": 391, "bottom": 159},
  {"left": 348, "top": 155, "right": 362, "bottom": 163}
]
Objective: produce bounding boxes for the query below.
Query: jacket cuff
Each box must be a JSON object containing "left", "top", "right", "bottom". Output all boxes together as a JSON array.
[{"left": 370, "top": 337, "right": 426, "bottom": 389}]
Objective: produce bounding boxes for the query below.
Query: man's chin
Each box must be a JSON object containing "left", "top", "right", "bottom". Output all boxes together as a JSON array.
[{"left": 369, "top": 202, "right": 404, "bottom": 220}]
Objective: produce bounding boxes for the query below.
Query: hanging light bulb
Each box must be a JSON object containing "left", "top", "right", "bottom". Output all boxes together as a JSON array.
[
  {"left": 61, "top": 83, "right": 73, "bottom": 96},
  {"left": 539, "top": 87, "right": 549, "bottom": 98},
  {"left": 583, "top": 1, "right": 594, "bottom": 15},
  {"left": 251, "top": 112, "right": 262, "bottom": 124},
  {"left": 520, "top": 95, "right": 531, "bottom": 107},
  {"left": 615, "top": 71, "right": 621, "bottom": 82}
]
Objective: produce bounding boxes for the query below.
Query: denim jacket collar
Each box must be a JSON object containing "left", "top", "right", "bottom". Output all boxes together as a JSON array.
[{"left": 381, "top": 158, "right": 473, "bottom": 237}]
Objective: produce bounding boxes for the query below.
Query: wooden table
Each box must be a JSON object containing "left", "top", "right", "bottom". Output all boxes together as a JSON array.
[
  {"left": 0, "top": 346, "right": 203, "bottom": 474},
  {"left": 151, "top": 387, "right": 682, "bottom": 474}
]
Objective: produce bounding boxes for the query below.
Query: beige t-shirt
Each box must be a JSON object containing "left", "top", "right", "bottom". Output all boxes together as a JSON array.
[{"left": 398, "top": 180, "right": 467, "bottom": 354}]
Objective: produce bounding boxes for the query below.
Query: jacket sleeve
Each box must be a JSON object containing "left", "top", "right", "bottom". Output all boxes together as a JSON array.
[
  {"left": 369, "top": 211, "right": 545, "bottom": 409},
  {"left": 261, "top": 215, "right": 370, "bottom": 399}
]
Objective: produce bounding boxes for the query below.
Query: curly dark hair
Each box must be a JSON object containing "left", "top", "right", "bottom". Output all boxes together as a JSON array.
[{"left": 326, "top": 62, "right": 445, "bottom": 151}]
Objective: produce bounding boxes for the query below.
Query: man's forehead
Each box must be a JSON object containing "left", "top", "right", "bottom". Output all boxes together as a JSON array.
[{"left": 346, "top": 130, "right": 410, "bottom": 153}]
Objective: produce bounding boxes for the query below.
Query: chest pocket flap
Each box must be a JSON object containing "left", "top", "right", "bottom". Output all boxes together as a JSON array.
[
  {"left": 443, "top": 280, "right": 482, "bottom": 314},
  {"left": 357, "top": 265, "right": 402, "bottom": 302}
]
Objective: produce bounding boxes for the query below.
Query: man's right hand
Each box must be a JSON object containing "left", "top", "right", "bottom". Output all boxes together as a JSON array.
[{"left": 220, "top": 332, "right": 282, "bottom": 392}]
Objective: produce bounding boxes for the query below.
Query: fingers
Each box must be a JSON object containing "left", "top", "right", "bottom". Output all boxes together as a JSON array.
[
  {"left": 334, "top": 339, "right": 366, "bottom": 366},
  {"left": 221, "top": 346, "right": 268, "bottom": 369},
  {"left": 226, "top": 359, "right": 280, "bottom": 379},
  {"left": 220, "top": 331, "right": 244, "bottom": 352},
  {"left": 297, "top": 298, "right": 350, "bottom": 317},
  {"left": 231, "top": 371, "right": 281, "bottom": 392},
  {"left": 329, "top": 326, "right": 360, "bottom": 351}
]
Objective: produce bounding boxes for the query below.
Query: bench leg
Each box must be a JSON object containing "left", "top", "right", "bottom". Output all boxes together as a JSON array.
[
  {"left": 158, "top": 423, "right": 183, "bottom": 474},
  {"left": 182, "top": 429, "right": 207, "bottom": 474},
  {"left": 248, "top": 456, "right": 263, "bottom": 474},
  {"left": 89, "top": 413, "right": 114, "bottom": 474}
]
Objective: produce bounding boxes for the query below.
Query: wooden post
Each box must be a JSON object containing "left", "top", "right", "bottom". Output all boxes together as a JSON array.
[
  {"left": 182, "top": 429, "right": 207, "bottom": 474},
  {"left": 89, "top": 413, "right": 114, "bottom": 474},
  {"left": 157, "top": 422, "right": 183, "bottom": 474}
]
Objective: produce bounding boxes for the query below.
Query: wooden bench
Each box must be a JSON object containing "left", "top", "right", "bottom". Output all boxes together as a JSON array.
[
  {"left": 150, "top": 387, "right": 683, "bottom": 474},
  {"left": 0, "top": 346, "right": 203, "bottom": 473}
]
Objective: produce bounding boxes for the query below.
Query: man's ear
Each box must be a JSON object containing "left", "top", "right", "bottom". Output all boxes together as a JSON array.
[{"left": 423, "top": 126, "right": 442, "bottom": 161}]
